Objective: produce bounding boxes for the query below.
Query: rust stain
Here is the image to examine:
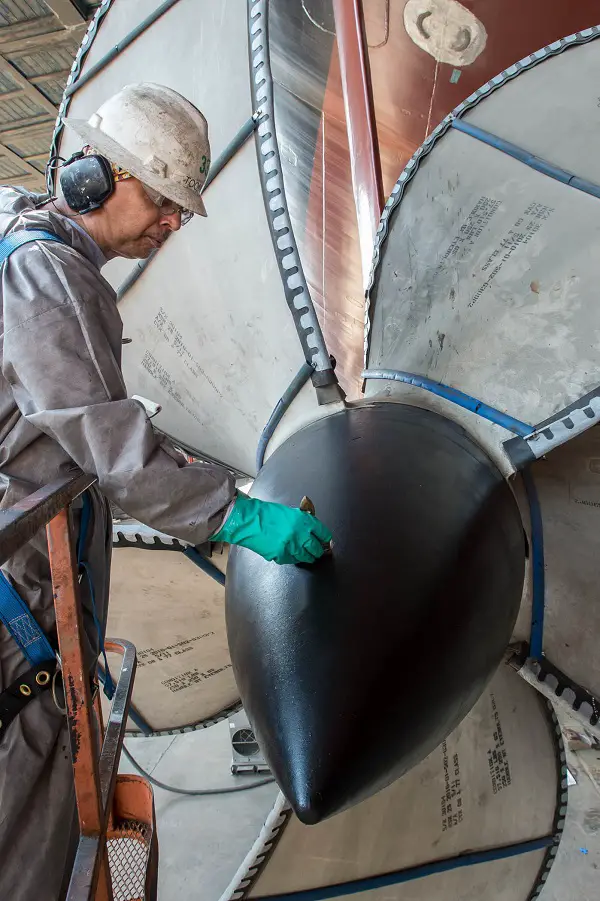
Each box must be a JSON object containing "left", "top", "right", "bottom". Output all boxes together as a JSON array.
[{"left": 66, "top": 673, "right": 81, "bottom": 762}]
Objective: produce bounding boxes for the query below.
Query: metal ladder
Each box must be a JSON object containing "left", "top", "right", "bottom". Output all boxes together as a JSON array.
[{"left": 0, "top": 473, "right": 157, "bottom": 901}]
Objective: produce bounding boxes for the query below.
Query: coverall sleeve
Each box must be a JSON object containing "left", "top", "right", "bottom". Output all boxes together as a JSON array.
[{"left": 1, "top": 242, "right": 236, "bottom": 544}]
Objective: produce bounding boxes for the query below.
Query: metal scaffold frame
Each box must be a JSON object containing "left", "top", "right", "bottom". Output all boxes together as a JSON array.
[{"left": 0, "top": 473, "right": 157, "bottom": 901}]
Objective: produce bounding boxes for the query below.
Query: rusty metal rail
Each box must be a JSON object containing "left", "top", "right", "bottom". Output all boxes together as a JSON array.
[
  {"left": 0, "top": 473, "right": 94, "bottom": 567},
  {"left": 0, "top": 471, "right": 156, "bottom": 900}
]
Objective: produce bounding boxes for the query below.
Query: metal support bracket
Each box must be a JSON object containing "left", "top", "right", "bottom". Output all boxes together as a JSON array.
[
  {"left": 510, "top": 652, "right": 600, "bottom": 744},
  {"left": 504, "top": 385, "right": 600, "bottom": 467}
]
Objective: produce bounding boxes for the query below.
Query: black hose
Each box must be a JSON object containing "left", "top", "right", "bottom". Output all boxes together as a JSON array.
[{"left": 121, "top": 743, "right": 275, "bottom": 796}]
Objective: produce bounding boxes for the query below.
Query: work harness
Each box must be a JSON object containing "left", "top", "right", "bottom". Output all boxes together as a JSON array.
[{"left": 0, "top": 229, "right": 113, "bottom": 741}]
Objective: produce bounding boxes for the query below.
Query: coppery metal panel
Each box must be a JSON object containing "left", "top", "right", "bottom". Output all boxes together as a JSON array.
[
  {"left": 331, "top": 0, "right": 383, "bottom": 288},
  {"left": 269, "top": 0, "right": 600, "bottom": 396}
]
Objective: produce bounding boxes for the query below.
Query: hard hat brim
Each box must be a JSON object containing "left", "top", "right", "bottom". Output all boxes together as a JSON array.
[{"left": 64, "top": 117, "right": 208, "bottom": 217}]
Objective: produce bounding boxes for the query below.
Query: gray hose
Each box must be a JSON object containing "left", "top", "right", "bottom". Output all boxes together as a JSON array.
[{"left": 121, "top": 743, "right": 275, "bottom": 795}]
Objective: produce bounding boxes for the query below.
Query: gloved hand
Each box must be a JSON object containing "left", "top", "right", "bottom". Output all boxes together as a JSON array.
[{"left": 212, "top": 492, "right": 332, "bottom": 565}]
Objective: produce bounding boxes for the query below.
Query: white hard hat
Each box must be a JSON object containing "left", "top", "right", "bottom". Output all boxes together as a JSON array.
[{"left": 64, "top": 83, "right": 210, "bottom": 216}]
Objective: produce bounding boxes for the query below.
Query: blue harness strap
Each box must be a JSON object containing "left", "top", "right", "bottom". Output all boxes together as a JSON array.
[
  {"left": 0, "top": 484, "right": 115, "bottom": 689},
  {"left": 0, "top": 576, "right": 55, "bottom": 666},
  {"left": 0, "top": 228, "right": 65, "bottom": 265}
]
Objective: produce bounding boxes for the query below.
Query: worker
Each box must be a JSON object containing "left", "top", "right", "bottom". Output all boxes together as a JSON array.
[{"left": 0, "top": 83, "right": 331, "bottom": 901}]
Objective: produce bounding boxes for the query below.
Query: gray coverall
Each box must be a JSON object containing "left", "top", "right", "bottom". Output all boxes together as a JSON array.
[{"left": 0, "top": 187, "right": 235, "bottom": 900}]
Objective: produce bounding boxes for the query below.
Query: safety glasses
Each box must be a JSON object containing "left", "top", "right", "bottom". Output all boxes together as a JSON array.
[
  {"left": 104, "top": 154, "right": 194, "bottom": 226},
  {"left": 141, "top": 183, "right": 193, "bottom": 226}
]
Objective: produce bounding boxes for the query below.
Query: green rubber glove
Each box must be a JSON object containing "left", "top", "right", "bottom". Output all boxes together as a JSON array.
[{"left": 212, "top": 492, "right": 332, "bottom": 565}]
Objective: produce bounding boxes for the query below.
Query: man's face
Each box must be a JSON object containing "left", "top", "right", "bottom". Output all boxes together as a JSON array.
[{"left": 100, "top": 177, "right": 183, "bottom": 259}]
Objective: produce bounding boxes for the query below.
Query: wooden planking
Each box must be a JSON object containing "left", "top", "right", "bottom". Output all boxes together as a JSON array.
[
  {"left": 0, "top": 139, "right": 45, "bottom": 180},
  {"left": 0, "top": 24, "right": 86, "bottom": 57},
  {"left": 31, "top": 68, "right": 72, "bottom": 86},
  {"left": 0, "top": 16, "right": 59, "bottom": 46},
  {"left": 0, "top": 172, "right": 46, "bottom": 188},
  {"left": 44, "top": 1, "right": 86, "bottom": 28},
  {"left": 0, "top": 70, "right": 72, "bottom": 103},
  {"left": 0, "top": 2, "right": 91, "bottom": 187},
  {"left": 0, "top": 87, "right": 31, "bottom": 102},
  {"left": 0, "top": 117, "right": 55, "bottom": 139},
  {"left": 23, "top": 151, "right": 51, "bottom": 163},
  {"left": 0, "top": 54, "right": 57, "bottom": 116},
  {"left": 0, "top": 118, "right": 54, "bottom": 171}
]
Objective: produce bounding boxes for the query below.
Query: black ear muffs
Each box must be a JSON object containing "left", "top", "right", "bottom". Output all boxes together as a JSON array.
[{"left": 59, "top": 153, "right": 114, "bottom": 214}]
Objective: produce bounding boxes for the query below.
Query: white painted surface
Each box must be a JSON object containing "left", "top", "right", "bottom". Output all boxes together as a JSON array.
[
  {"left": 366, "top": 37, "right": 600, "bottom": 477},
  {"left": 59, "top": 0, "right": 323, "bottom": 474}
]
